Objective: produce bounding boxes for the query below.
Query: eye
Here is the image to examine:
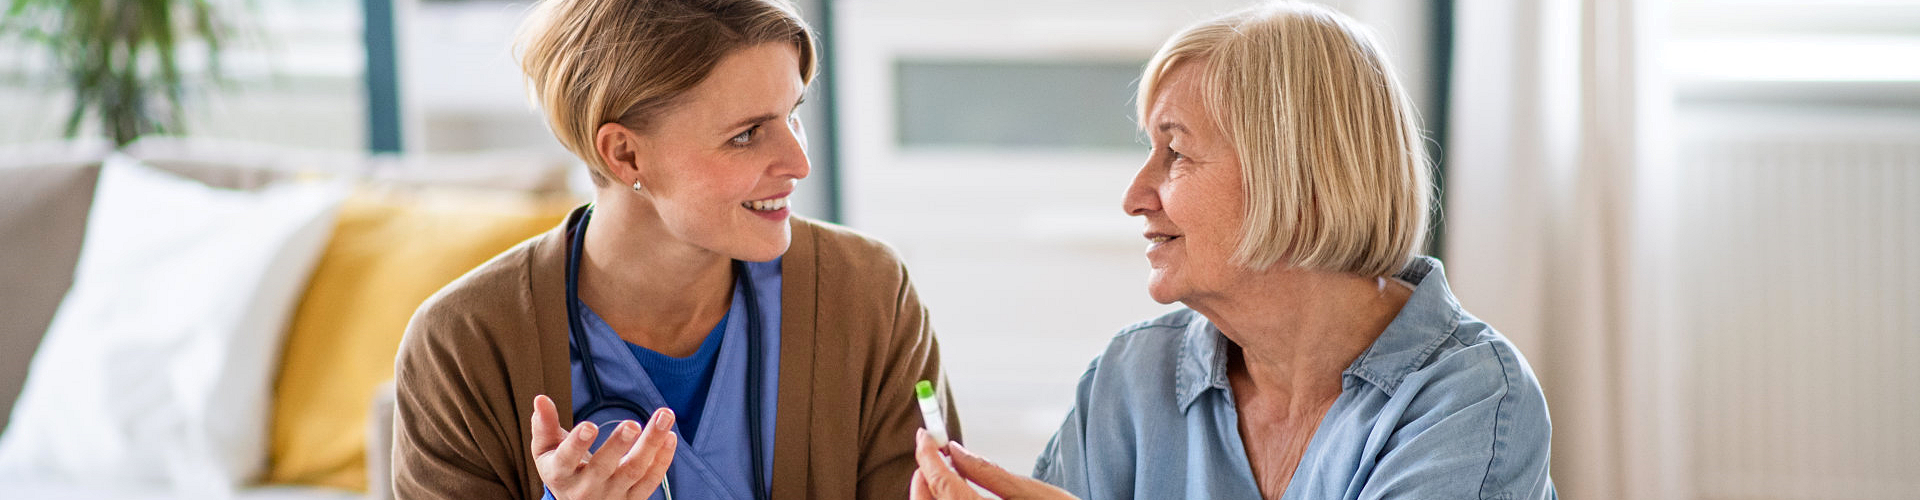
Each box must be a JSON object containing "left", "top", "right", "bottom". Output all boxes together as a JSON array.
[
  {"left": 730, "top": 126, "right": 759, "bottom": 147},
  {"left": 1165, "top": 146, "right": 1185, "bottom": 162}
]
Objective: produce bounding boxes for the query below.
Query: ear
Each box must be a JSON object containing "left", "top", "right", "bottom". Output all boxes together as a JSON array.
[{"left": 594, "top": 122, "right": 644, "bottom": 185}]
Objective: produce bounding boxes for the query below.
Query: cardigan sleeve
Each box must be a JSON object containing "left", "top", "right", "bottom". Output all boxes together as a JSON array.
[
  {"left": 393, "top": 309, "right": 531, "bottom": 500},
  {"left": 853, "top": 261, "right": 964, "bottom": 500}
]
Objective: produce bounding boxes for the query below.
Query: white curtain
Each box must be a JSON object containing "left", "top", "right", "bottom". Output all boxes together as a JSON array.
[{"left": 1444, "top": 0, "right": 1685, "bottom": 498}]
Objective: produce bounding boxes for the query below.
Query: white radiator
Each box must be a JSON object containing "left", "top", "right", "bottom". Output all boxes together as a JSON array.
[{"left": 1677, "top": 107, "right": 1920, "bottom": 500}]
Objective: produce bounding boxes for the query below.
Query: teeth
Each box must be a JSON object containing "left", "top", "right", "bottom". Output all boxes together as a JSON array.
[
  {"left": 744, "top": 197, "right": 789, "bottom": 211},
  {"left": 1150, "top": 236, "right": 1172, "bottom": 244}
]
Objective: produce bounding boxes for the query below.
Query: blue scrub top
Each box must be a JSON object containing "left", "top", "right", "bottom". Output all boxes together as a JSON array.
[
  {"left": 614, "top": 310, "right": 727, "bottom": 443},
  {"left": 553, "top": 258, "right": 782, "bottom": 500}
]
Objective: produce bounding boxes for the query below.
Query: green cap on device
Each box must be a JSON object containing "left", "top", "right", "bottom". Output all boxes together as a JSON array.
[{"left": 915, "top": 380, "right": 934, "bottom": 399}]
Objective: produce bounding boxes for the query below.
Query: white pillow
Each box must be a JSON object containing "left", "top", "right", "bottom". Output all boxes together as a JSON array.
[{"left": 0, "top": 154, "right": 347, "bottom": 495}]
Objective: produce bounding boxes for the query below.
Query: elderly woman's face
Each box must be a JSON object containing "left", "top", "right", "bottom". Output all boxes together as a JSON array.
[
  {"left": 1125, "top": 61, "right": 1247, "bottom": 305},
  {"left": 630, "top": 42, "right": 810, "bottom": 262}
]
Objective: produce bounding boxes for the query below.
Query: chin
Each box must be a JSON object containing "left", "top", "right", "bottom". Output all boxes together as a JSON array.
[
  {"left": 735, "top": 230, "right": 792, "bottom": 262},
  {"left": 1144, "top": 273, "right": 1181, "bottom": 305}
]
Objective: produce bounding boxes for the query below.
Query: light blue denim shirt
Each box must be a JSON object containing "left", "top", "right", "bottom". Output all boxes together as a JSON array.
[{"left": 1034, "top": 257, "right": 1555, "bottom": 500}]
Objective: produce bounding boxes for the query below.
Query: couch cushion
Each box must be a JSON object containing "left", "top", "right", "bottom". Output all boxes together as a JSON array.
[
  {"left": 264, "top": 186, "right": 574, "bottom": 491},
  {"left": 0, "top": 155, "right": 348, "bottom": 491},
  {"left": 122, "top": 137, "right": 576, "bottom": 194},
  {"left": 0, "top": 158, "right": 102, "bottom": 434}
]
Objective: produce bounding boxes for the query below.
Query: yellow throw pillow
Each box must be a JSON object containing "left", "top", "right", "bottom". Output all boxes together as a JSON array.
[{"left": 265, "top": 186, "right": 576, "bottom": 490}]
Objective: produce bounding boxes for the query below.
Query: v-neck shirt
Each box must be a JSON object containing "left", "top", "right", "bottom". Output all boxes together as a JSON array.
[
  {"left": 577, "top": 302, "right": 726, "bottom": 443},
  {"left": 559, "top": 259, "right": 783, "bottom": 500}
]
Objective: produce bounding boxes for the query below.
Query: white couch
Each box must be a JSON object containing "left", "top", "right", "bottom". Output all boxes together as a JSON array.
[{"left": 0, "top": 139, "right": 578, "bottom": 500}]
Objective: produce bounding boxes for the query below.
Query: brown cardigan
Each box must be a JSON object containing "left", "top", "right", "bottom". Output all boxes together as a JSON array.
[{"left": 393, "top": 208, "right": 961, "bottom": 500}]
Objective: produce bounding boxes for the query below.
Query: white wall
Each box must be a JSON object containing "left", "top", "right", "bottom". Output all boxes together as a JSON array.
[
  {"left": 831, "top": 0, "right": 1437, "bottom": 468},
  {"left": 0, "top": 0, "right": 1441, "bottom": 475},
  {"left": 0, "top": 0, "right": 366, "bottom": 151}
]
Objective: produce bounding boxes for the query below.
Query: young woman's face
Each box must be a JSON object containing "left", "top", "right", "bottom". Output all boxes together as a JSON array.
[
  {"left": 1124, "top": 61, "right": 1250, "bottom": 305},
  {"left": 625, "top": 42, "right": 810, "bottom": 262}
]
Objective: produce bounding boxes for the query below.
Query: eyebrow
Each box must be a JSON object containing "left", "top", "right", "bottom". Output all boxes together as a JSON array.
[
  {"left": 725, "top": 113, "right": 779, "bottom": 132},
  {"left": 723, "top": 96, "right": 809, "bottom": 132},
  {"left": 1156, "top": 122, "right": 1189, "bottom": 135}
]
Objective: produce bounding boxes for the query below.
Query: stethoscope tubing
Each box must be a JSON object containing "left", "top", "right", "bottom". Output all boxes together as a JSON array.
[{"left": 564, "top": 207, "right": 768, "bottom": 500}]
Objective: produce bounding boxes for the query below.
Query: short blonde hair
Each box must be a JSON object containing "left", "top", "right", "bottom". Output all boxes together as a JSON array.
[
  {"left": 1140, "top": 2, "right": 1430, "bottom": 278},
  {"left": 516, "top": 0, "right": 817, "bottom": 184}
]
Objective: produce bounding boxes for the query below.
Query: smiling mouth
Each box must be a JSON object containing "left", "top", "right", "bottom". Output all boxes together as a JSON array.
[
  {"left": 1150, "top": 235, "right": 1176, "bottom": 244},
  {"left": 743, "top": 197, "right": 789, "bottom": 211}
]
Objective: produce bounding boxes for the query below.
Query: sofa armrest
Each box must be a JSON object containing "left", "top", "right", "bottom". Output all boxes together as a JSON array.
[
  {"left": 0, "top": 158, "right": 103, "bottom": 432},
  {"left": 367, "top": 380, "right": 397, "bottom": 500}
]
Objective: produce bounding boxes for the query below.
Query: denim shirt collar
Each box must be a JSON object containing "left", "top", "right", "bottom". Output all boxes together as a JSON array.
[
  {"left": 1175, "top": 256, "right": 1463, "bottom": 411},
  {"left": 1175, "top": 317, "right": 1232, "bottom": 410}
]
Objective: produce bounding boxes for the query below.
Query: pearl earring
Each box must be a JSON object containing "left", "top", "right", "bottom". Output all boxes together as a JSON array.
[{"left": 630, "top": 179, "right": 644, "bottom": 192}]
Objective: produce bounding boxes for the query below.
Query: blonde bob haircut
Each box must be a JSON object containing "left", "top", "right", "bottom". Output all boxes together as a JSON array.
[
  {"left": 1140, "top": 2, "right": 1430, "bottom": 278},
  {"left": 516, "top": 0, "right": 817, "bottom": 185}
]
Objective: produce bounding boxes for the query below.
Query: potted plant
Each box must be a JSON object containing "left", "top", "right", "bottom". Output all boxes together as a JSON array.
[{"left": 1, "top": 0, "right": 231, "bottom": 148}]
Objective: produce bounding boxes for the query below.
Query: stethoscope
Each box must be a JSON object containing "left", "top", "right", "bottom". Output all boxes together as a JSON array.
[{"left": 565, "top": 207, "right": 768, "bottom": 500}]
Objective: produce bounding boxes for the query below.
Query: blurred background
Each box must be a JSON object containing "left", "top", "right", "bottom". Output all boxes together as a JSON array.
[{"left": 0, "top": 0, "right": 1915, "bottom": 499}]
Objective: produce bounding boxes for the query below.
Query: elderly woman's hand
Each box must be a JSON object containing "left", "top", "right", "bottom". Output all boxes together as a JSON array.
[
  {"left": 529, "top": 395, "right": 677, "bottom": 500},
  {"left": 910, "top": 429, "right": 1078, "bottom": 500}
]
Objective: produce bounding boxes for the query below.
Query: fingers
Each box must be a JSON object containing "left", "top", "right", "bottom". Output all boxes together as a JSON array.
[
  {"left": 586, "top": 419, "right": 643, "bottom": 478},
  {"left": 948, "top": 441, "right": 1028, "bottom": 496},
  {"left": 537, "top": 420, "right": 599, "bottom": 485},
  {"left": 911, "top": 469, "right": 934, "bottom": 500},
  {"left": 545, "top": 421, "right": 595, "bottom": 476},
  {"left": 951, "top": 442, "right": 1079, "bottom": 499},
  {"left": 527, "top": 401, "right": 684, "bottom": 499},
  {"left": 627, "top": 429, "right": 676, "bottom": 496},
  {"left": 913, "top": 429, "right": 977, "bottom": 499},
  {"left": 530, "top": 395, "right": 565, "bottom": 455},
  {"left": 613, "top": 408, "right": 678, "bottom": 494}
]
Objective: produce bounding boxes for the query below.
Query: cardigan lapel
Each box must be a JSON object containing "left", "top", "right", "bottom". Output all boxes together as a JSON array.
[
  {"left": 517, "top": 204, "right": 586, "bottom": 499},
  {"left": 533, "top": 206, "right": 585, "bottom": 424},
  {"left": 772, "top": 217, "right": 818, "bottom": 500}
]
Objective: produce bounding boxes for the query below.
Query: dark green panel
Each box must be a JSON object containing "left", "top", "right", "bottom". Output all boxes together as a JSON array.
[
  {"left": 810, "top": 0, "right": 842, "bottom": 222},
  {"left": 1428, "top": 0, "right": 1453, "bottom": 259},
  {"left": 365, "top": 0, "right": 401, "bottom": 153}
]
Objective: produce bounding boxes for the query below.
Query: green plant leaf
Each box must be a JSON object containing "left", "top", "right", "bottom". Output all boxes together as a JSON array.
[{"left": 5, "top": 0, "right": 241, "bottom": 147}]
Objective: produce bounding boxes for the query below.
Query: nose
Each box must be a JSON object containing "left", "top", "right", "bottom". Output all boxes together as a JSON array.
[
  {"left": 1122, "top": 160, "right": 1162, "bottom": 217},
  {"left": 774, "top": 115, "right": 811, "bottom": 180},
  {"left": 791, "top": 114, "right": 810, "bottom": 155}
]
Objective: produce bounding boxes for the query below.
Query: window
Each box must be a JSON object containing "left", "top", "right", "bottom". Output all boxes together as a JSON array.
[{"left": 894, "top": 59, "right": 1144, "bottom": 150}]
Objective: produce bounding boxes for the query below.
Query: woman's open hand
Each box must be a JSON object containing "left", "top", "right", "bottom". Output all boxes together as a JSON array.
[
  {"left": 529, "top": 395, "right": 677, "bottom": 500},
  {"left": 910, "top": 429, "right": 1079, "bottom": 500}
]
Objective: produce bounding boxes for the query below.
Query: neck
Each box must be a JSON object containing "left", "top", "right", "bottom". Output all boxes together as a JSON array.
[
  {"left": 576, "top": 197, "right": 734, "bottom": 357},
  {"left": 1196, "top": 268, "right": 1411, "bottom": 411}
]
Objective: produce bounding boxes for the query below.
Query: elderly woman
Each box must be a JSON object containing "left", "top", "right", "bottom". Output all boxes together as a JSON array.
[
  {"left": 392, "top": 1, "right": 961, "bottom": 499},
  {"left": 910, "top": 3, "right": 1553, "bottom": 500}
]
